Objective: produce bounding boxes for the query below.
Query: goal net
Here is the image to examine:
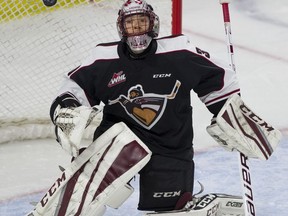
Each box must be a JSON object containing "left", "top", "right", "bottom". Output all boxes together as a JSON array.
[{"left": 0, "top": 0, "right": 182, "bottom": 144}]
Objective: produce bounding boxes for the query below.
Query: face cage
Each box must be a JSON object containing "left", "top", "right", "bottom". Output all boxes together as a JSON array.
[
  {"left": 117, "top": 9, "right": 159, "bottom": 38},
  {"left": 121, "top": 12, "right": 154, "bottom": 37}
]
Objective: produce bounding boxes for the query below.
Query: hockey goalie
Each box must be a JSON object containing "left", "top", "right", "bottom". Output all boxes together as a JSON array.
[
  {"left": 27, "top": 94, "right": 281, "bottom": 216},
  {"left": 27, "top": 0, "right": 282, "bottom": 215}
]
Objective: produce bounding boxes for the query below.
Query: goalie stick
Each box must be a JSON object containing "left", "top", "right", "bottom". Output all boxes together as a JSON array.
[{"left": 219, "top": 1, "right": 255, "bottom": 215}]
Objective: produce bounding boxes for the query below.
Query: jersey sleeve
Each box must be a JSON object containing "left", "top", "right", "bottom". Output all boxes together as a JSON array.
[
  {"left": 65, "top": 43, "right": 119, "bottom": 106},
  {"left": 49, "top": 73, "right": 93, "bottom": 122},
  {"left": 185, "top": 36, "right": 240, "bottom": 115},
  {"left": 196, "top": 58, "right": 240, "bottom": 107},
  {"left": 157, "top": 35, "right": 240, "bottom": 116},
  {"left": 56, "top": 74, "right": 92, "bottom": 107}
]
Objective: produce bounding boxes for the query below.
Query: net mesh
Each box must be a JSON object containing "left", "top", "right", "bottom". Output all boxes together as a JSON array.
[{"left": 0, "top": 0, "right": 175, "bottom": 143}]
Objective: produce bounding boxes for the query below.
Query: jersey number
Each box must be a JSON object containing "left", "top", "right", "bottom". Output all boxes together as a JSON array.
[{"left": 196, "top": 47, "right": 210, "bottom": 58}]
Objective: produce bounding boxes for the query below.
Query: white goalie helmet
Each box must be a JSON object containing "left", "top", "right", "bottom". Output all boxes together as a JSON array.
[{"left": 117, "top": 0, "right": 160, "bottom": 54}]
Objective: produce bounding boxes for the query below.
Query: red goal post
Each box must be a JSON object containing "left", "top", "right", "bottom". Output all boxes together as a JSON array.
[{"left": 0, "top": 0, "right": 182, "bottom": 144}]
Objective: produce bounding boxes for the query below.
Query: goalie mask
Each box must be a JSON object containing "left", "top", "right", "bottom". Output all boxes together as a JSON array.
[{"left": 117, "top": 0, "right": 159, "bottom": 54}]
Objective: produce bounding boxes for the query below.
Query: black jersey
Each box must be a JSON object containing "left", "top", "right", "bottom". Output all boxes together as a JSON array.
[{"left": 56, "top": 35, "right": 240, "bottom": 160}]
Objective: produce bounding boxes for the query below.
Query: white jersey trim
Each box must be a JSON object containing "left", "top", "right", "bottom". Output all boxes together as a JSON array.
[{"left": 57, "top": 76, "right": 91, "bottom": 107}]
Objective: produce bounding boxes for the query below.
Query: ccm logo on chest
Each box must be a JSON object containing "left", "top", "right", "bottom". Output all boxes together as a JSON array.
[{"left": 153, "top": 74, "right": 171, "bottom": 78}]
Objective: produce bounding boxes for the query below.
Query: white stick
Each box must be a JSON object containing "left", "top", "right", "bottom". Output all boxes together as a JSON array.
[
  {"left": 220, "top": 1, "right": 236, "bottom": 72},
  {"left": 219, "top": 1, "right": 256, "bottom": 215}
]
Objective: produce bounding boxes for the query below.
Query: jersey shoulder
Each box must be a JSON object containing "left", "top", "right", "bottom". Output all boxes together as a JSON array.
[
  {"left": 80, "top": 41, "right": 120, "bottom": 67},
  {"left": 155, "top": 34, "right": 197, "bottom": 54}
]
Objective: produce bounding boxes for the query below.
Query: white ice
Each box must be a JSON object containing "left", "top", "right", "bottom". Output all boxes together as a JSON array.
[{"left": 1, "top": 0, "right": 288, "bottom": 215}]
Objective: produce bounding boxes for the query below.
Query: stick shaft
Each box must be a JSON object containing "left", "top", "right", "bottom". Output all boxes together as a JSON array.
[
  {"left": 219, "top": 1, "right": 256, "bottom": 215},
  {"left": 221, "top": 3, "right": 236, "bottom": 72}
]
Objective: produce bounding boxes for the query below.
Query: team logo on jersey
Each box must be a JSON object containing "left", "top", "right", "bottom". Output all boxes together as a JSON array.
[
  {"left": 108, "top": 71, "right": 126, "bottom": 87},
  {"left": 108, "top": 80, "right": 181, "bottom": 129}
]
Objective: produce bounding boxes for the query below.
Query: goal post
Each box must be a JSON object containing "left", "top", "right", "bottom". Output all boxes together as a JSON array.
[
  {"left": 172, "top": 0, "right": 182, "bottom": 35},
  {"left": 0, "top": 0, "right": 183, "bottom": 144}
]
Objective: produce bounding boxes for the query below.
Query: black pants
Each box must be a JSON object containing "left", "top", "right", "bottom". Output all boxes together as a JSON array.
[{"left": 138, "top": 154, "right": 194, "bottom": 211}]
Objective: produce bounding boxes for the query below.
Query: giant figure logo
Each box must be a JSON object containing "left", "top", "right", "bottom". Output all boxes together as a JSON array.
[{"left": 109, "top": 80, "right": 181, "bottom": 129}]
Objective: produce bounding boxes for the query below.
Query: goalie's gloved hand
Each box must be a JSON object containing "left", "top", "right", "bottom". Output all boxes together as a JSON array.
[
  {"left": 207, "top": 94, "right": 282, "bottom": 160},
  {"left": 54, "top": 105, "right": 102, "bottom": 157}
]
